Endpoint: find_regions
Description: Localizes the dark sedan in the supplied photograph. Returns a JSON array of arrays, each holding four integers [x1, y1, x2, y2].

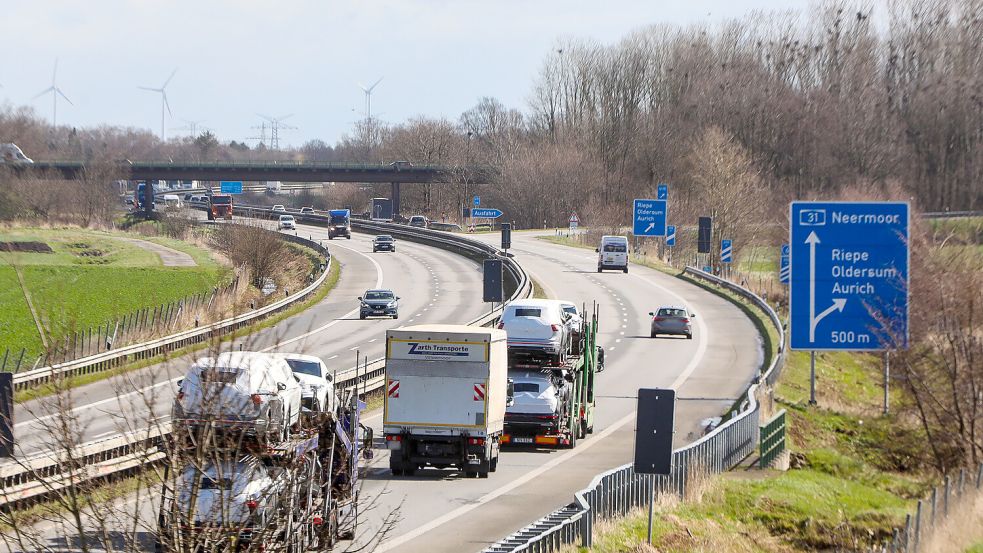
[[359, 289, 399, 319], [373, 235, 396, 252]]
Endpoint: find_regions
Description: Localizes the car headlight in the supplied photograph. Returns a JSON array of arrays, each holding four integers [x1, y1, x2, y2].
[[388, 301, 396, 308]]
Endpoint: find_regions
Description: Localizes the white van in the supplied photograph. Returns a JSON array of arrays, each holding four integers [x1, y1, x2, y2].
[[597, 235, 629, 273]]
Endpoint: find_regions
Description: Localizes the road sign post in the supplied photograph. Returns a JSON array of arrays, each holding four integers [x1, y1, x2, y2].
[[569, 211, 580, 232], [666, 225, 676, 265], [790, 201, 910, 406], [634, 388, 675, 544], [632, 199, 667, 237], [0, 372, 12, 458], [501, 223, 512, 252], [483, 259, 504, 304], [779, 243, 790, 284]]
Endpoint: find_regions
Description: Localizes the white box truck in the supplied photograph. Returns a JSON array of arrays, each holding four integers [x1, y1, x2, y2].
[[383, 325, 508, 478]]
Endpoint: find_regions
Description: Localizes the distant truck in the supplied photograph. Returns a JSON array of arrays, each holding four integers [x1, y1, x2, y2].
[[0, 143, 34, 164], [265, 181, 283, 195], [209, 194, 233, 220], [134, 181, 155, 212], [371, 197, 394, 222], [328, 209, 352, 239], [384, 325, 508, 478]]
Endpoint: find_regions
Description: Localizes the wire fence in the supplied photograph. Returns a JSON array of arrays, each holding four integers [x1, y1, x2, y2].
[[875, 463, 983, 552], [0, 276, 244, 374]]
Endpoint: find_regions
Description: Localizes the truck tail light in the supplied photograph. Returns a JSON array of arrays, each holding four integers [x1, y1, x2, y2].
[[251, 394, 262, 406], [468, 437, 485, 446], [246, 500, 258, 513], [312, 516, 324, 526], [551, 324, 560, 332], [385, 435, 402, 442], [497, 322, 505, 329], [538, 414, 558, 420], [176, 391, 184, 401]]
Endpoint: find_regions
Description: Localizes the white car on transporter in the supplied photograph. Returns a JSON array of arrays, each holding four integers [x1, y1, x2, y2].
[[498, 299, 572, 364], [279, 353, 337, 414]]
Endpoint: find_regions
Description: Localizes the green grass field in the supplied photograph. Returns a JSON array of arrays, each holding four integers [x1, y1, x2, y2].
[[0, 228, 229, 360]]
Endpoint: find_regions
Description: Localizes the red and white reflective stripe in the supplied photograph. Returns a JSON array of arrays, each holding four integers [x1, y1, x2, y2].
[[388, 379, 399, 398], [473, 383, 485, 401]]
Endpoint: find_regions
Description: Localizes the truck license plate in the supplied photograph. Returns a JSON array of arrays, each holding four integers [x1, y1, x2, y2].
[[513, 437, 533, 444]]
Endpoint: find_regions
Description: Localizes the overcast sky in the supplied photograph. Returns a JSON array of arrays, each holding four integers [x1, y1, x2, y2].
[[1, 0, 809, 147]]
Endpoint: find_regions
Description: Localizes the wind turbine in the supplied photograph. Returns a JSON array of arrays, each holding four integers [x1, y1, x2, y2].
[[357, 77, 383, 124], [34, 59, 73, 127], [139, 69, 177, 140]]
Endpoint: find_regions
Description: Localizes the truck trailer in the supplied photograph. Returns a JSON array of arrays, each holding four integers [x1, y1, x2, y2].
[[383, 325, 507, 478], [156, 387, 369, 552], [503, 304, 599, 448]]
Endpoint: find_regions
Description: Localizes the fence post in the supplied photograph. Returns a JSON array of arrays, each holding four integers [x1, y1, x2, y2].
[[930, 486, 937, 526], [944, 475, 950, 517], [903, 513, 911, 552], [14, 349, 25, 373], [914, 500, 922, 552], [0, 349, 7, 372], [977, 463, 983, 489], [958, 468, 965, 496]]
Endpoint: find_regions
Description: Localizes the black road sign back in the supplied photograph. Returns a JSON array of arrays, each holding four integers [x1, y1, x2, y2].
[[0, 373, 12, 457], [698, 217, 712, 254], [634, 388, 675, 475], [483, 259, 504, 303], [501, 223, 512, 250]]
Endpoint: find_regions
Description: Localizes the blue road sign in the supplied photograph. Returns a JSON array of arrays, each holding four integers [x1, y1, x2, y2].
[[790, 201, 909, 351], [471, 208, 503, 219], [632, 199, 667, 237], [657, 183, 668, 200], [474, 196, 481, 207], [721, 240, 733, 263], [220, 181, 243, 194], [779, 243, 790, 284], [666, 225, 676, 247]]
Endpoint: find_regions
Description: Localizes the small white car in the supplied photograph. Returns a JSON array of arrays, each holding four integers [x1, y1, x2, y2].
[[278, 215, 296, 230], [173, 352, 303, 443], [170, 457, 287, 541], [499, 299, 571, 364], [0, 143, 33, 164], [271, 204, 286, 213], [300, 206, 315, 214], [280, 353, 337, 414], [553, 301, 584, 354]]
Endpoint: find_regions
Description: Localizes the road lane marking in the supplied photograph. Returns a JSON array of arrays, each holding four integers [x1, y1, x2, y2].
[[328, 355, 339, 360], [376, 411, 638, 552]]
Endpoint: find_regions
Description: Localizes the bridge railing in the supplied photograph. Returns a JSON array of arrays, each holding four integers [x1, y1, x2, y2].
[[482, 266, 785, 553], [0, 210, 531, 509]]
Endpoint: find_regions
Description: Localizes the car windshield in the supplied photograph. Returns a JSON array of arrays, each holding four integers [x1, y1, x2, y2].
[[281, 216, 294, 221], [514, 308, 542, 317], [365, 291, 393, 300], [603, 243, 627, 252], [285, 359, 321, 377], [657, 308, 688, 318], [200, 476, 233, 490], [376, 236, 393, 242], [513, 382, 541, 393], [330, 215, 348, 224]]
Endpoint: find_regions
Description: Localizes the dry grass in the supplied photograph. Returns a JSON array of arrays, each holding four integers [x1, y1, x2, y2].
[[919, 487, 983, 553]]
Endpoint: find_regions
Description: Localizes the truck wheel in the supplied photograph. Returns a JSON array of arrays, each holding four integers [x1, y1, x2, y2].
[[360, 313, 366, 320], [391, 467, 404, 476], [465, 470, 478, 478], [567, 429, 578, 449], [651, 332, 657, 338], [623, 267, 629, 274], [579, 420, 588, 439], [346, 234, 352, 239], [479, 470, 489, 479], [404, 466, 416, 476], [490, 455, 499, 472], [597, 267, 602, 273]]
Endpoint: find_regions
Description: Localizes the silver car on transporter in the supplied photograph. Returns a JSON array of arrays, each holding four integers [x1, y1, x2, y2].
[[649, 305, 695, 339]]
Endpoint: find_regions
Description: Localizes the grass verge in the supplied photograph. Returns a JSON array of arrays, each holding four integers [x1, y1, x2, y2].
[[14, 259, 341, 404]]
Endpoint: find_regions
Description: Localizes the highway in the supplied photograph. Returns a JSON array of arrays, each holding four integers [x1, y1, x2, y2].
[[2, 228, 762, 553], [353, 230, 762, 552], [9, 224, 487, 458]]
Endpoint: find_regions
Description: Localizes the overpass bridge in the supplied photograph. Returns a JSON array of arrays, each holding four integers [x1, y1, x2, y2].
[[15, 160, 493, 217]]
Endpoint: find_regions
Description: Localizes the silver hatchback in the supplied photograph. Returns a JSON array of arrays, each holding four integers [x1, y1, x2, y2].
[[649, 306, 694, 339]]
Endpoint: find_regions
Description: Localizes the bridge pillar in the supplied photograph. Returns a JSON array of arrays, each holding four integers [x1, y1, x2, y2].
[[391, 182, 401, 220]]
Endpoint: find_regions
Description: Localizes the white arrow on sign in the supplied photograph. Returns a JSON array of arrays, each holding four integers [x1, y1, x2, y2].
[[644, 222, 655, 233], [805, 231, 847, 342]]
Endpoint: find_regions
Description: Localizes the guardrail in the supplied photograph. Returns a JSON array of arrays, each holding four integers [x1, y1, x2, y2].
[[0, 210, 532, 509], [9, 230, 332, 393], [483, 266, 785, 553]]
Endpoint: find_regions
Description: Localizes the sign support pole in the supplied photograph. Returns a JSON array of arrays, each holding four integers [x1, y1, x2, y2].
[[647, 475, 655, 544], [809, 351, 817, 406], [883, 351, 890, 415]]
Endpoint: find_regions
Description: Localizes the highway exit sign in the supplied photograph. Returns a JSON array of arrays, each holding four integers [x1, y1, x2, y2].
[[789, 201, 909, 351]]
